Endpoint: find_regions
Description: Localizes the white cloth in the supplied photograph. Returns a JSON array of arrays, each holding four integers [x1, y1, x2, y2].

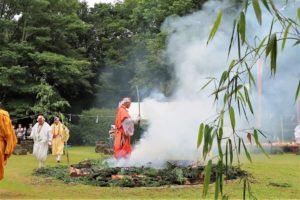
[[295, 125, 300, 144], [122, 118, 134, 136], [30, 122, 52, 162]]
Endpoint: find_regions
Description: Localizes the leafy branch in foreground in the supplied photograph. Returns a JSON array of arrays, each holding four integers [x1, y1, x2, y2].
[[200, 0, 299, 199]]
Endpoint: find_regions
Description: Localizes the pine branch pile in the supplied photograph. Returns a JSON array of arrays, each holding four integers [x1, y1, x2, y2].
[[33, 159, 248, 187]]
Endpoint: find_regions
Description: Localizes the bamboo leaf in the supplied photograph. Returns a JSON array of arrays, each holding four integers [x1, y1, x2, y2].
[[224, 93, 228, 105], [229, 106, 236, 130], [255, 36, 267, 56], [207, 11, 223, 45], [201, 78, 214, 90], [293, 40, 300, 46], [215, 169, 220, 200], [237, 24, 241, 60], [228, 139, 233, 164], [266, 33, 276, 57], [229, 84, 243, 99], [261, 0, 271, 13], [219, 71, 228, 87], [239, 12, 246, 44], [203, 125, 211, 160], [247, 132, 252, 144], [270, 34, 277, 76], [220, 164, 224, 195], [228, 20, 236, 58], [295, 79, 300, 102], [281, 22, 292, 50], [257, 129, 267, 138], [269, 0, 282, 21], [220, 110, 225, 127], [228, 60, 237, 72], [266, 19, 275, 56], [218, 128, 223, 139], [242, 139, 252, 163], [298, 7, 300, 21], [217, 136, 223, 160], [241, 102, 249, 122], [209, 128, 216, 152], [245, 63, 256, 87], [252, 0, 262, 25], [203, 160, 212, 197], [243, 179, 247, 200], [237, 98, 241, 115], [216, 160, 223, 198], [253, 129, 261, 146], [197, 123, 204, 148], [212, 86, 227, 96], [238, 91, 246, 104], [244, 86, 254, 114], [244, 0, 249, 13], [238, 137, 241, 154], [225, 142, 228, 169], [254, 129, 269, 157]]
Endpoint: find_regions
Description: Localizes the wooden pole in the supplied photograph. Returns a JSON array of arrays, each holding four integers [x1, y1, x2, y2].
[[280, 116, 284, 143]]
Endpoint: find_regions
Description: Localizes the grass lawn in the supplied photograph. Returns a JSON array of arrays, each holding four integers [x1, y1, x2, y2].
[[0, 146, 299, 199]]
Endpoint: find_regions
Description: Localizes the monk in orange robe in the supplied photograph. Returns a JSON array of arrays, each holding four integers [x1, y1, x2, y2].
[[0, 108, 17, 181], [114, 97, 134, 159]]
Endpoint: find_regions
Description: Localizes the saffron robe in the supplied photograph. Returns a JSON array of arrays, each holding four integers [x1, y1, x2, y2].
[[51, 122, 69, 155], [30, 122, 51, 162], [0, 109, 17, 180], [114, 105, 132, 158]]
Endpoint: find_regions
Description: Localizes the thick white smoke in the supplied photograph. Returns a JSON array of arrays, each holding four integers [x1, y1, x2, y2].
[[111, 0, 300, 167]]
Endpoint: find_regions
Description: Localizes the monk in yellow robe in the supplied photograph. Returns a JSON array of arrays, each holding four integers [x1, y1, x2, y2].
[[51, 117, 69, 163], [0, 108, 17, 181], [114, 97, 134, 159]]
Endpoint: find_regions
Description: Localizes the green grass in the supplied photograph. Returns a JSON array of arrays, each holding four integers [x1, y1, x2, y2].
[[0, 146, 299, 199]]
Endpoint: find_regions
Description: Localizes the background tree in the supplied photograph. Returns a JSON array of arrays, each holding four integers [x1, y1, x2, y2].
[[0, 0, 94, 119]]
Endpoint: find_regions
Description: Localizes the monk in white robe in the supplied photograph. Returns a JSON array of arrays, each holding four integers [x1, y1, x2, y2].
[[30, 115, 52, 168], [51, 117, 69, 163]]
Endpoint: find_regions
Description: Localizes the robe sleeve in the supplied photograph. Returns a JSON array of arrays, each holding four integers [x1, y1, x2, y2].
[[0, 112, 17, 156], [63, 125, 70, 142], [122, 118, 134, 136]]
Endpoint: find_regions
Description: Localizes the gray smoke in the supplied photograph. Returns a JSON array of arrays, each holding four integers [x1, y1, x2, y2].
[[111, 0, 300, 167]]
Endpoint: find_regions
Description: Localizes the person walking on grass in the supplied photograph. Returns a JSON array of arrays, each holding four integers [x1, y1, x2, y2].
[[30, 115, 51, 168], [0, 107, 17, 181], [51, 117, 69, 163]]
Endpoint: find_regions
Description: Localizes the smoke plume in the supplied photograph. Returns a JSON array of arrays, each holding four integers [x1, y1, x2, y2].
[[111, 0, 300, 167]]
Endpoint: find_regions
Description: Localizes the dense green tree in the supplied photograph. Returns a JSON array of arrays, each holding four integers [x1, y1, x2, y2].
[[0, 0, 94, 118], [0, 0, 208, 119]]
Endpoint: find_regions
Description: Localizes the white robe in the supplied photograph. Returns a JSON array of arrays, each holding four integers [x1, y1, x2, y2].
[[30, 122, 52, 162]]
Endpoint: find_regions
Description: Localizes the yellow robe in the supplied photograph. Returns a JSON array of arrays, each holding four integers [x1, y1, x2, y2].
[[0, 109, 17, 180], [51, 123, 69, 155]]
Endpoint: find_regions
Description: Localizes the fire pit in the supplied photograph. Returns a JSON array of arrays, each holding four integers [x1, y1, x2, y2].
[[33, 159, 248, 187]]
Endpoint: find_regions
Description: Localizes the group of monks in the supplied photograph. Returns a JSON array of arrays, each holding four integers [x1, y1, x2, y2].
[[30, 115, 70, 168], [0, 97, 134, 181]]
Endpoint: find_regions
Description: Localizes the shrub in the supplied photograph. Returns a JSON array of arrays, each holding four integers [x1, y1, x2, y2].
[[69, 108, 115, 146]]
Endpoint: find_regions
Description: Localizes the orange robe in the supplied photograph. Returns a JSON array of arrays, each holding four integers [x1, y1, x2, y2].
[[0, 109, 17, 181], [114, 105, 132, 158]]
